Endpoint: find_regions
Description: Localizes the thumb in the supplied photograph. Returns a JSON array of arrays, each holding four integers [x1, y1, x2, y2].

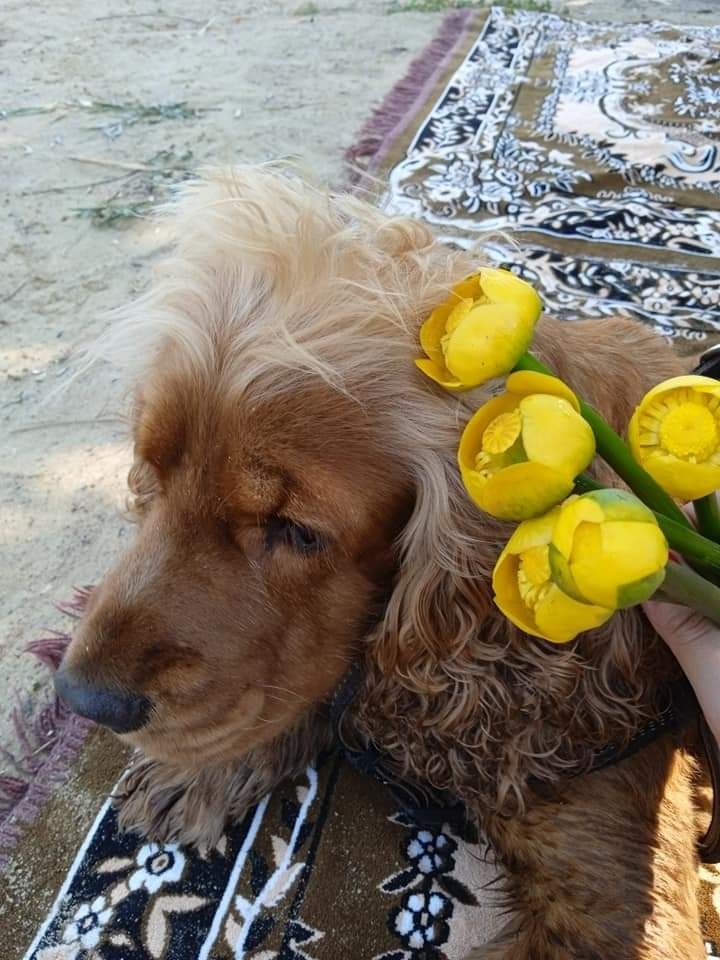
[[643, 598, 717, 647]]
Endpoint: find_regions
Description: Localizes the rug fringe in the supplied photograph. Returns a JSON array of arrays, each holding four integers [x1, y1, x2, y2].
[[344, 8, 475, 185], [0, 589, 93, 871], [27, 630, 75, 671], [55, 584, 94, 620]]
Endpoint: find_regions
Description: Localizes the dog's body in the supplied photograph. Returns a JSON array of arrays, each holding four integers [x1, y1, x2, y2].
[[59, 168, 706, 958]]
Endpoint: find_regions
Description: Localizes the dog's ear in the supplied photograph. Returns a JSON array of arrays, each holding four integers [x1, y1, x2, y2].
[[127, 455, 158, 518], [126, 390, 160, 517], [370, 436, 502, 678]]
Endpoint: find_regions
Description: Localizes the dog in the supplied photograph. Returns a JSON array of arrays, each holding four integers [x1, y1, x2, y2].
[[56, 166, 706, 958]]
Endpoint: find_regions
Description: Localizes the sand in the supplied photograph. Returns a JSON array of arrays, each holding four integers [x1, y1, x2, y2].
[[1, 0, 714, 758]]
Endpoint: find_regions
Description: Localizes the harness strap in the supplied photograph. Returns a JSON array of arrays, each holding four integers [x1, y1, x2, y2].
[[586, 679, 695, 775], [327, 668, 698, 838], [328, 663, 467, 831]]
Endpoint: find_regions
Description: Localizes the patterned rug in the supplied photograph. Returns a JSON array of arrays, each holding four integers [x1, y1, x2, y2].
[[360, 7, 720, 358], [4, 7, 720, 959]]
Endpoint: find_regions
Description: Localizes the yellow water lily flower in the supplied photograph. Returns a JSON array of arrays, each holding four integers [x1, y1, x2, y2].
[[415, 268, 542, 390], [458, 370, 596, 521], [493, 489, 668, 644], [628, 375, 720, 501]]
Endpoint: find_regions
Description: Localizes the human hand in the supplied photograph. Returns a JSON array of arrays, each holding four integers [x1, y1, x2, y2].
[[644, 503, 719, 649], [643, 597, 720, 649], [643, 505, 720, 744]]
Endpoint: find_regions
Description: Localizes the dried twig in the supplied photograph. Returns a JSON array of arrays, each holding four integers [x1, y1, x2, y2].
[[266, 102, 320, 112], [1, 279, 30, 304], [94, 12, 205, 24], [11, 417, 126, 435], [23, 174, 133, 196], [68, 155, 155, 173]]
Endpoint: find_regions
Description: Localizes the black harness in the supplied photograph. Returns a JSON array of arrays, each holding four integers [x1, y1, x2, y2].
[[329, 662, 467, 832], [328, 344, 720, 862], [329, 664, 700, 835]]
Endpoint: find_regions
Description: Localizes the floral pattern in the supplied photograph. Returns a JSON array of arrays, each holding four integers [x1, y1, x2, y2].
[[376, 815, 479, 960], [383, 7, 720, 354], [390, 890, 453, 953], [61, 897, 113, 952], [26, 768, 324, 960], [406, 829, 456, 877], [24, 759, 498, 960], [128, 843, 185, 894]]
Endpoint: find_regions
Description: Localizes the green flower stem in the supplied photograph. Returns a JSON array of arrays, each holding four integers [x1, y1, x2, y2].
[[574, 474, 720, 578], [657, 561, 720, 628], [694, 493, 720, 544], [513, 352, 691, 529]]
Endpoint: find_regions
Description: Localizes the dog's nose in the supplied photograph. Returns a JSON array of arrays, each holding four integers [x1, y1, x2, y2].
[[54, 667, 151, 733]]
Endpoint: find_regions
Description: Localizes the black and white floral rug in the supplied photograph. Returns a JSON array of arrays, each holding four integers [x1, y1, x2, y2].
[[377, 6, 720, 355], [19, 751, 504, 960]]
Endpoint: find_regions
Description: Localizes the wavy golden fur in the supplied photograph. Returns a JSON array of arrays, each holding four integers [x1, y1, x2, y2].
[[63, 167, 707, 958]]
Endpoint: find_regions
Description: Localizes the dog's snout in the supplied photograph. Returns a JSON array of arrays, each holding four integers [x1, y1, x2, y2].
[[54, 666, 151, 734]]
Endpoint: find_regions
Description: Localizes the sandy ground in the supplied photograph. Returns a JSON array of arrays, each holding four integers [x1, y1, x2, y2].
[[1, 0, 716, 759]]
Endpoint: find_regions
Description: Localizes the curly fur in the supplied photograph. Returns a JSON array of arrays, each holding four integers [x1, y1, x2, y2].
[[64, 166, 706, 958]]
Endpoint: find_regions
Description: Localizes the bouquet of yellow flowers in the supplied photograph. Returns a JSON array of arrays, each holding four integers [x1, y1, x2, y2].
[[416, 268, 720, 644]]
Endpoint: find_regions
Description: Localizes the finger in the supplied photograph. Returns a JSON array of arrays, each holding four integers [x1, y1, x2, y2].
[[681, 502, 696, 525], [643, 599, 716, 645]]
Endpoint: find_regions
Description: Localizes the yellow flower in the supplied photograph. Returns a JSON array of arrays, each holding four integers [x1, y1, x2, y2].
[[628, 375, 720, 501], [493, 490, 668, 644], [415, 268, 542, 390], [458, 370, 596, 521]]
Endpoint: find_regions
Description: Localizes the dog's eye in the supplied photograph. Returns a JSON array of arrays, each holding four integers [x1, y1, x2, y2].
[[265, 517, 325, 554]]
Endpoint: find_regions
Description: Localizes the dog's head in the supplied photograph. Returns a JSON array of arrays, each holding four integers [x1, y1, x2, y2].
[[56, 168, 486, 767]]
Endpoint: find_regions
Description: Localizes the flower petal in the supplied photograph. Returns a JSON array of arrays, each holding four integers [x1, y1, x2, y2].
[[616, 568, 666, 609], [551, 495, 604, 560], [492, 553, 546, 638], [519, 394, 595, 476], [506, 370, 580, 410], [457, 394, 520, 472], [451, 273, 483, 301], [472, 462, 573, 521], [548, 543, 586, 603], [642, 450, 720, 501], [419, 302, 454, 367], [444, 302, 536, 388], [634, 374, 720, 409], [477, 268, 543, 324], [502, 508, 559, 556], [581, 488, 656, 524], [533, 584, 613, 644], [415, 358, 464, 392], [569, 520, 668, 608]]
